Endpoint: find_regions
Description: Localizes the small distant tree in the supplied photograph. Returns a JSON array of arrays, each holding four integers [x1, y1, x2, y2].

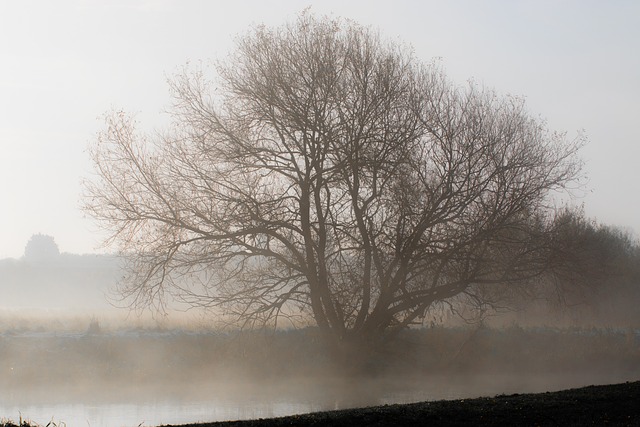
[[23, 233, 60, 263], [84, 14, 583, 349]]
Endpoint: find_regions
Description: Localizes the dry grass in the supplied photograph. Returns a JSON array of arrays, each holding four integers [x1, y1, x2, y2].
[[1, 415, 65, 427]]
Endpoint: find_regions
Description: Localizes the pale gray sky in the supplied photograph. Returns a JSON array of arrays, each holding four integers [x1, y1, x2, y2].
[[1, 0, 639, 258]]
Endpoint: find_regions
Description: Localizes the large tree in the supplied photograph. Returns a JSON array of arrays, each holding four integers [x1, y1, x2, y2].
[[85, 14, 582, 346]]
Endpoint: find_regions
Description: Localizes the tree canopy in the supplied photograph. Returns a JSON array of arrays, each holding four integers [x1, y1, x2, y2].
[[85, 14, 583, 345], [23, 233, 60, 262]]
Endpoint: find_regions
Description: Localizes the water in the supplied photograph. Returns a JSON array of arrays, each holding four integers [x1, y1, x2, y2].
[[1, 373, 625, 427], [1, 399, 324, 427], [2, 327, 637, 426], [2, 392, 365, 426]]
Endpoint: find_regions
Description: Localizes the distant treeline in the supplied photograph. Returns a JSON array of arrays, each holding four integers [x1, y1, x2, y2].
[[0, 253, 122, 310], [503, 212, 640, 328]]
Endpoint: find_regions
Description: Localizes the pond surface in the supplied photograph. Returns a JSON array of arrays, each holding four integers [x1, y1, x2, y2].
[[1, 398, 323, 427], [1, 373, 628, 427]]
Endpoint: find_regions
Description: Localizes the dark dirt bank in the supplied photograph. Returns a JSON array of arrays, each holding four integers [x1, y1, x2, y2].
[[161, 381, 640, 427]]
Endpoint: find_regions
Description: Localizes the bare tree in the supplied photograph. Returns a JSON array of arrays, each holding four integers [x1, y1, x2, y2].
[[531, 209, 640, 326], [84, 14, 583, 347]]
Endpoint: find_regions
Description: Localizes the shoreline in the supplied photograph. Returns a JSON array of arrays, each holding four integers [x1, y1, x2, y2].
[[162, 380, 640, 427]]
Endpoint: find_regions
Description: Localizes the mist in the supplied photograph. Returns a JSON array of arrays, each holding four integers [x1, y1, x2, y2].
[[1, 235, 639, 426], [2, 2, 640, 425]]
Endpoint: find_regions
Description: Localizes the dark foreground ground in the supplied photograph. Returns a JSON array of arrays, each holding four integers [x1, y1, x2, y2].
[[161, 381, 640, 427]]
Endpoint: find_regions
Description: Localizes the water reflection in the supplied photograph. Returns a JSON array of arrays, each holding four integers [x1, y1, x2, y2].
[[1, 400, 323, 427], [1, 373, 630, 427]]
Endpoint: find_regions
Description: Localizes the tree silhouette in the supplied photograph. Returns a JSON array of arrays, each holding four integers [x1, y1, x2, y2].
[[85, 13, 583, 347], [23, 233, 60, 263]]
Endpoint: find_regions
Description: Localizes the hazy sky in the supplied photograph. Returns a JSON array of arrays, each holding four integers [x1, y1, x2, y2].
[[1, 0, 638, 259]]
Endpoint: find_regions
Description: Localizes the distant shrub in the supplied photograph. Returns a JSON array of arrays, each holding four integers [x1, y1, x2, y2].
[[23, 234, 60, 263]]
